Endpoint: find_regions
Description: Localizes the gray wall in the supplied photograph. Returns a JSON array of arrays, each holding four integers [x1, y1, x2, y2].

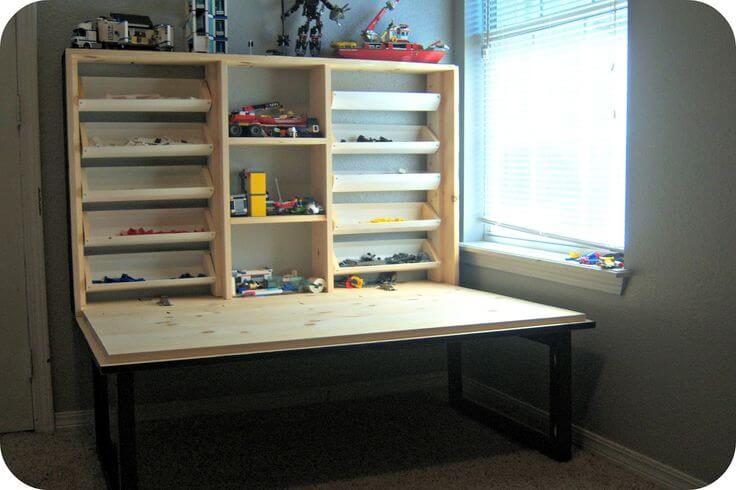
[[461, 0, 736, 483], [35, 0, 455, 413]]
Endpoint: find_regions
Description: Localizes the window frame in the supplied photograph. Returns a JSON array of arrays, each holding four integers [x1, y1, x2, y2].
[[460, 0, 631, 294]]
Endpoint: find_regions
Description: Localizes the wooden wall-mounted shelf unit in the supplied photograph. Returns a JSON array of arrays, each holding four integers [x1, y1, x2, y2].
[[66, 49, 458, 316]]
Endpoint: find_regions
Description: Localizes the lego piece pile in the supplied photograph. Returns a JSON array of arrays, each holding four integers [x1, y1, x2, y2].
[[566, 251, 624, 269], [338, 252, 430, 268], [118, 227, 206, 236]]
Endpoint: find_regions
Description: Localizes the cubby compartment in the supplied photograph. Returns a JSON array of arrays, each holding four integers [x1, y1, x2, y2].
[[78, 77, 212, 112], [334, 238, 440, 275], [333, 172, 441, 193], [86, 250, 215, 293], [82, 165, 214, 203], [333, 203, 440, 235], [331, 91, 441, 112], [331, 124, 439, 154], [80, 123, 213, 158], [84, 208, 215, 248]]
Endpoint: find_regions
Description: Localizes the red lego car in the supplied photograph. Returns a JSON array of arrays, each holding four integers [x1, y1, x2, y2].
[[228, 102, 321, 138]]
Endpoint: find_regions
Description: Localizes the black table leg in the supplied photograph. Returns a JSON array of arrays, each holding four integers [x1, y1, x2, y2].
[[449, 330, 574, 462], [92, 361, 116, 485], [116, 372, 138, 489], [447, 342, 463, 407], [549, 330, 572, 461]]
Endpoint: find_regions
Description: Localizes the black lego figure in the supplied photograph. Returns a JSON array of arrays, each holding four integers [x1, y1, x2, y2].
[[282, 0, 350, 56]]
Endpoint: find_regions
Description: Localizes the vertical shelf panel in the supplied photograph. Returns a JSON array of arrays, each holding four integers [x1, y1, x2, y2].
[[66, 54, 85, 315], [206, 61, 232, 298], [427, 69, 460, 285], [310, 64, 334, 291]]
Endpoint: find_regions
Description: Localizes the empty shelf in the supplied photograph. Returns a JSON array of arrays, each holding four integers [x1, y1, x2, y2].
[[84, 208, 215, 248], [333, 172, 441, 193], [332, 124, 439, 155], [332, 91, 441, 112], [82, 165, 214, 203], [86, 250, 215, 293], [334, 238, 440, 275], [333, 203, 440, 235], [231, 215, 326, 225], [78, 77, 211, 112], [81, 123, 213, 158]]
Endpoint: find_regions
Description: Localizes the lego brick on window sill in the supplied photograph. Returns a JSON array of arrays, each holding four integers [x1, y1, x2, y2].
[[460, 241, 631, 295]]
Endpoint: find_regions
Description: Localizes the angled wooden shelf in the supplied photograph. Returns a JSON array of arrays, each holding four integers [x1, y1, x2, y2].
[[333, 203, 441, 236], [80, 123, 213, 159], [78, 77, 212, 112], [334, 239, 440, 275], [229, 137, 327, 147], [333, 172, 441, 193], [332, 91, 441, 112], [84, 208, 215, 248], [231, 215, 326, 225], [86, 250, 216, 293], [331, 124, 439, 155], [82, 166, 214, 203]]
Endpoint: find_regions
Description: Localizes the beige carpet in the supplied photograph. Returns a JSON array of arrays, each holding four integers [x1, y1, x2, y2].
[[1, 391, 661, 489]]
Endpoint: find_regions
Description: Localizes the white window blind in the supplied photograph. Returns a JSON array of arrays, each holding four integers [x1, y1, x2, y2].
[[481, 0, 628, 250]]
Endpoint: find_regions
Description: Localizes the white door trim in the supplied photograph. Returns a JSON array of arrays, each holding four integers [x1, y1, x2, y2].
[[15, 3, 54, 432]]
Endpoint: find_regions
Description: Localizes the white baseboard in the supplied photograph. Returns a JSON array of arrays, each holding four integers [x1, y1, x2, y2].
[[54, 373, 707, 489], [463, 377, 708, 489], [54, 372, 446, 430]]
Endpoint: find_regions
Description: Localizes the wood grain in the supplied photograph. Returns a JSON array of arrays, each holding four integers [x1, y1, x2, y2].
[[81, 281, 587, 367]]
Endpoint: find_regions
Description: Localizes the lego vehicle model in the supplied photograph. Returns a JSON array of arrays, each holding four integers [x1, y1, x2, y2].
[[331, 0, 448, 63], [271, 197, 324, 215], [71, 13, 173, 51], [228, 102, 321, 138]]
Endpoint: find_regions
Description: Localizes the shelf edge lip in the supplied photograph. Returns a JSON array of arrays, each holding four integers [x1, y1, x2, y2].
[[228, 138, 327, 146], [231, 215, 327, 225]]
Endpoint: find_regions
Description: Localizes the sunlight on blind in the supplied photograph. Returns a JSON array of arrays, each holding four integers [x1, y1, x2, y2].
[[482, 0, 628, 249]]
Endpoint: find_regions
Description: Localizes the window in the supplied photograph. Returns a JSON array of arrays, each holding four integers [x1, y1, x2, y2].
[[479, 0, 628, 252]]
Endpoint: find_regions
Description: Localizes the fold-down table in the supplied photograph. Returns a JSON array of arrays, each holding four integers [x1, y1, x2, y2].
[[77, 281, 594, 489]]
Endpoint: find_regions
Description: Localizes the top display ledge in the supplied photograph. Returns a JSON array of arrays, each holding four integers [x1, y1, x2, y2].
[[66, 49, 458, 74]]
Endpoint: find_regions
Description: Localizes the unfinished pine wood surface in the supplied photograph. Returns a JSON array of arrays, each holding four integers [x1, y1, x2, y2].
[[67, 49, 456, 74], [78, 76, 212, 112], [81, 281, 587, 367], [427, 69, 459, 285], [206, 61, 231, 298], [66, 54, 85, 314], [312, 65, 334, 291]]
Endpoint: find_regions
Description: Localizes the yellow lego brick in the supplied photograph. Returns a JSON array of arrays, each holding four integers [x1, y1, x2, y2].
[[246, 172, 266, 195], [249, 195, 267, 217]]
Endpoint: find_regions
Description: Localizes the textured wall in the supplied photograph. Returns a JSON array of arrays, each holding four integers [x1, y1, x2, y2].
[[35, 0, 455, 413], [461, 0, 736, 483]]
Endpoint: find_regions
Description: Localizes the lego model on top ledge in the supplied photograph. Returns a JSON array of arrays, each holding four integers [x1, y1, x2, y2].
[[186, 0, 229, 54], [331, 0, 449, 63], [228, 102, 321, 138], [71, 13, 174, 51], [272, 0, 350, 57]]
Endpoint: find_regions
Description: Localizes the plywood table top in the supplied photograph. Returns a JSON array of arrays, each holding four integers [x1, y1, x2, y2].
[[78, 281, 590, 369]]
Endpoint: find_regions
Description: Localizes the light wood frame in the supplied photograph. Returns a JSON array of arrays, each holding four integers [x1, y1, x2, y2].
[[65, 49, 458, 315]]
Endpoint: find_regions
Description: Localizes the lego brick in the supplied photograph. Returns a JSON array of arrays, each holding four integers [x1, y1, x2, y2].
[[248, 195, 267, 217]]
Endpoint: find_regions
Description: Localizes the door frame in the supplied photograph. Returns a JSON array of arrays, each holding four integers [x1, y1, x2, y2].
[[14, 3, 54, 432]]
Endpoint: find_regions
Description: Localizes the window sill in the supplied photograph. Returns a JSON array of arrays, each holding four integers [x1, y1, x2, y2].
[[460, 241, 631, 295]]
